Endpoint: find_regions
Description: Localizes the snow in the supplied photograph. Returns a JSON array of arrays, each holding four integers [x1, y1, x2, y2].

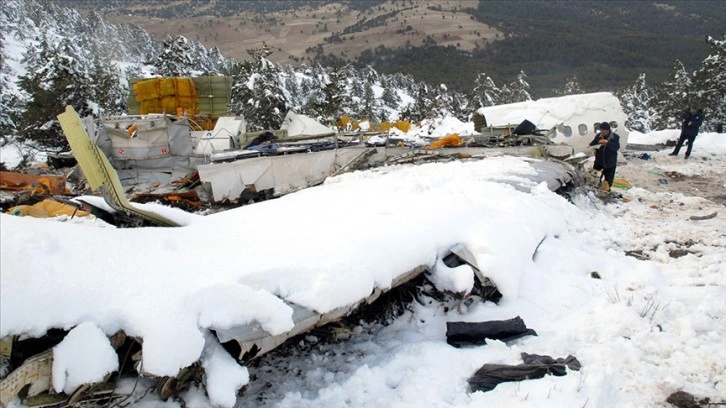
[[0, 22, 33, 95], [629, 128, 726, 155], [476, 92, 626, 130], [51, 322, 119, 394], [201, 332, 250, 408], [2, 124, 726, 407]]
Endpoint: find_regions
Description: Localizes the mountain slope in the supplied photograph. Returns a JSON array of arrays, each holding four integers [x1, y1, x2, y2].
[[61, 0, 726, 95]]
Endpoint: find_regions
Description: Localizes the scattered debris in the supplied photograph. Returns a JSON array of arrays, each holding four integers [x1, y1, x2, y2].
[[446, 243, 503, 303], [468, 353, 581, 393], [612, 178, 633, 190], [0, 350, 54, 407], [665, 390, 716, 408], [689, 212, 717, 221], [7, 199, 89, 218], [0, 103, 604, 406], [446, 316, 537, 348], [57, 106, 181, 227], [46, 152, 77, 169], [668, 249, 693, 259], [0, 171, 68, 196], [625, 250, 649, 260], [625, 144, 663, 152], [425, 133, 463, 148], [197, 146, 366, 203], [214, 264, 429, 362]]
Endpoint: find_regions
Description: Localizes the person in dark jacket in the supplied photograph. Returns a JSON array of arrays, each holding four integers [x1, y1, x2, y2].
[[589, 121, 620, 192], [669, 104, 704, 159]]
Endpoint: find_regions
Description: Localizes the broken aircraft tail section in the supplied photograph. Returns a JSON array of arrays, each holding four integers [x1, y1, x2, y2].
[[57, 106, 180, 227]]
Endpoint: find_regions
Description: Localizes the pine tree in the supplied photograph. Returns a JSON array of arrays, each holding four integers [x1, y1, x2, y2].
[[433, 83, 451, 118], [470, 73, 500, 109], [360, 82, 379, 122], [652, 59, 692, 130], [307, 65, 349, 122], [402, 83, 433, 123], [150, 35, 196, 77], [282, 67, 303, 112], [618, 73, 656, 133], [18, 41, 93, 150], [693, 35, 726, 132], [381, 85, 401, 110], [449, 91, 471, 122], [561, 75, 583, 95], [90, 55, 127, 116], [188, 40, 209, 75], [230, 46, 287, 130], [498, 71, 531, 104], [0, 92, 18, 136], [207, 46, 232, 75], [0, 36, 16, 134]]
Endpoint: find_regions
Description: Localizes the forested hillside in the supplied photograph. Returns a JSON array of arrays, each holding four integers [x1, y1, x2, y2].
[[60, 0, 726, 95]]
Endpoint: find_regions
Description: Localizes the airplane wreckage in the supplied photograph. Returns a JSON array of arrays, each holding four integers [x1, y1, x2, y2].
[[0, 82, 630, 406]]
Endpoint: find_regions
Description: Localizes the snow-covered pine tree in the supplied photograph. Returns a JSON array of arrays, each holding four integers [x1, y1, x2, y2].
[[0, 36, 13, 133], [362, 65, 379, 84], [693, 34, 726, 132], [449, 90, 471, 122], [381, 84, 402, 113], [281, 65, 303, 112], [121, 24, 158, 62], [306, 65, 349, 123], [470, 73, 500, 109], [349, 75, 365, 101], [188, 40, 211, 76], [561, 75, 583, 95], [389, 72, 417, 96], [150, 35, 196, 77], [651, 59, 692, 130], [230, 46, 287, 131], [498, 71, 531, 104], [299, 80, 324, 118], [360, 82, 380, 122], [402, 83, 433, 123], [18, 38, 93, 150], [86, 10, 123, 61], [90, 55, 127, 116], [299, 74, 315, 105], [207, 46, 233, 75], [0, 37, 19, 137], [432, 84, 450, 118], [618, 73, 656, 133]]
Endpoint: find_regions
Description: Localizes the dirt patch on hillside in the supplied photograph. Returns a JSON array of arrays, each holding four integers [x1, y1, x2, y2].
[[615, 150, 726, 205]]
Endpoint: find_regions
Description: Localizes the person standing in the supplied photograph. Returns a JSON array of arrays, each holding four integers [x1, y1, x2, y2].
[[669, 104, 704, 159], [589, 121, 620, 192]]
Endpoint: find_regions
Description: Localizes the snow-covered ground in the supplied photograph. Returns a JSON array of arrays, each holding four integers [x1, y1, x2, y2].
[[1, 129, 725, 408]]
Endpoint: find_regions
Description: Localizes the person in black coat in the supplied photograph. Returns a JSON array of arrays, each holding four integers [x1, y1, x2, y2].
[[669, 104, 704, 159], [589, 121, 620, 191]]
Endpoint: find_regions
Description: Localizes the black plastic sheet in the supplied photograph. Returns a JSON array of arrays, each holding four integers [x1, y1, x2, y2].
[[469, 353, 581, 392], [446, 316, 537, 347]]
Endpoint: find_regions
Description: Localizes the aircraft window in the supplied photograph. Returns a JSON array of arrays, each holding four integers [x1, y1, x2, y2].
[[594, 122, 600, 132], [563, 126, 573, 137], [578, 124, 588, 135], [610, 121, 618, 129]]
